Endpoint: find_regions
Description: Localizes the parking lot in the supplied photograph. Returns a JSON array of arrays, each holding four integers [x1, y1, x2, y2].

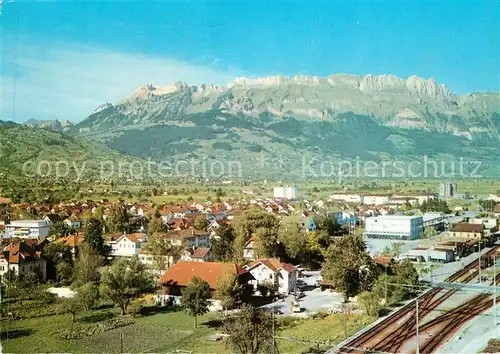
[[261, 271, 350, 316]]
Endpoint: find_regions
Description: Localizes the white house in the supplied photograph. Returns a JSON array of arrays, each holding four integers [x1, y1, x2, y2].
[[245, 258, 297, 295], [165, 229, 210, 248], [107, 233, 147, 258], [5, 220, 51, 239], [243, 235, 258, 261], [64, 216, 81, 229], [0, 241, 47, 280]]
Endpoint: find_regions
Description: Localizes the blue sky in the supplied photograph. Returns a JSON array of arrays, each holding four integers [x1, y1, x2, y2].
[[1, 0, 499, 122]]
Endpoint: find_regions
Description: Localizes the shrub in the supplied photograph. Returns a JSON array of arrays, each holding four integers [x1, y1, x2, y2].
[[52, 318, 134, 340], [127, 299, 144, 317]]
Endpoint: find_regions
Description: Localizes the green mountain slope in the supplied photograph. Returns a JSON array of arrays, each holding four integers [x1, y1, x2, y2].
[[0, 121, 146, 182]]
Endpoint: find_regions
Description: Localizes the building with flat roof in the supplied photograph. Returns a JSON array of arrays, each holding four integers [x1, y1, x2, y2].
[[364, 215, 424, 240], [5, 220, 51, 239]]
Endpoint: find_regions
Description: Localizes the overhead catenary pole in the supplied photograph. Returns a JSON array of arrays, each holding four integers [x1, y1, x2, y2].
[[416, 298, 420, 354], [478, 241, 482, 284], [494, 254, 497, 329]]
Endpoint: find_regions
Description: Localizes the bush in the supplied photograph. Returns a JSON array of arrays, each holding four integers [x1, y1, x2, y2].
[[4, 299, 62, 319], [127, 299, 144, 317], [52, 318, 134, 340], [312, 311, 329, 320]]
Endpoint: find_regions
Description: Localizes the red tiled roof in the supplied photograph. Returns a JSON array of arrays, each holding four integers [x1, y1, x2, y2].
[[63, 234, 84, 247], [165, 229, 209, 240], [1, 241, 41, 264], [451, 223, 484, 233], [159, 261, 248, 289], [190, 247, 210, 259], [0, 197, 12, 205], [247, 258, 296, 273], [373, 256, 394, 266]]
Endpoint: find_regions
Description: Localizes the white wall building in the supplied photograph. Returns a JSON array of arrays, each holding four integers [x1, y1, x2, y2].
[[328, 193, 363, 204], [274, 186, 298, 200], [365, 215, 424, 240], [245, 258, 297, 295], [363, 194, 390, 206], [107, 233, 147, 258], [5, 220, 51, 239]]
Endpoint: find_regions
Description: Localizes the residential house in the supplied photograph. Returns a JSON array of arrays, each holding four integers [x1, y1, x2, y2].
[[185, 247, 213, 262], [245, 258, 297, 295], [61, 234, 84, 259], [243, 235, 258, 261], [158, 261, 253, 309], [0, 241, 47, 280], [303, 217, 317, 232], [450, 223, 485, 240], [165, 229, 210, 248], [106, 233, 147, 258], [43, 213, 64, 226], [64, 215, 81, 229]]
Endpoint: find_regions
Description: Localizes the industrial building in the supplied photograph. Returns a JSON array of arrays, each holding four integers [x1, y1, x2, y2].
[[364, 215, 424, 240], [273, 185, 298, 200], [403, 247, 454, 263]]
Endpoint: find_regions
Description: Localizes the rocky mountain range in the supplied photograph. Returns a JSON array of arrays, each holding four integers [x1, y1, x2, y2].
[[25, 73, 500, 179], [25, 118, 74, 132]]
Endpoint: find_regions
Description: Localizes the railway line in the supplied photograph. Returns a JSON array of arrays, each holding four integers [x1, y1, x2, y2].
[[338, 245, 500, 354]]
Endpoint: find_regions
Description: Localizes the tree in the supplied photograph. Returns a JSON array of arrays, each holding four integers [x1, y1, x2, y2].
[[194, 215, 209, 231], [61, 297, 82, 323], [42, 241, 74, 281], [216, 271, 238, 312], [222, 304, 277, 354], [48, 222, 71, 238], [357, 291, 381, 316], [73, 243, 101, 286], [278, 220, 307, 260], [107, 205, 130, 233], [420, 199, 451, 213], [84, 217, 109, 257], [56, 261, 73, 285], [211, 224, 236, 262], [100, 257, 152, 315], [256, 280, 275, 299], [422, 226, 437, 239], [232, 209, 280, 260], [315, 213, 344, 237], [142, 234, 183, 271], [373, 260, 419, 305], [322, 235, 375, 301], [147, 216, 167, 236], [76, 282, 100, 311], [182, 276, 211, 328]]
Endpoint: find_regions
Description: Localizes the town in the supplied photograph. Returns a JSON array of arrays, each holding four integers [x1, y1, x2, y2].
[[0, 180, 499, 353]]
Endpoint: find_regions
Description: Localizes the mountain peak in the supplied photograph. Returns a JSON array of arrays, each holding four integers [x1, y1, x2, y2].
[[128, 81, 189, 102]]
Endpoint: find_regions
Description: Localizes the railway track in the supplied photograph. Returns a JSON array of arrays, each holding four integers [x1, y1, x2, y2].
[[339, 246, 500, 354], [340, 288, 440, 353], [419, 294, 498, 353], [371, 288, 457, 353]]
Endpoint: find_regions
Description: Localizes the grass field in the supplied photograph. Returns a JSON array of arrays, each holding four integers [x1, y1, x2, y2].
[[1, 306, 374, 354]]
